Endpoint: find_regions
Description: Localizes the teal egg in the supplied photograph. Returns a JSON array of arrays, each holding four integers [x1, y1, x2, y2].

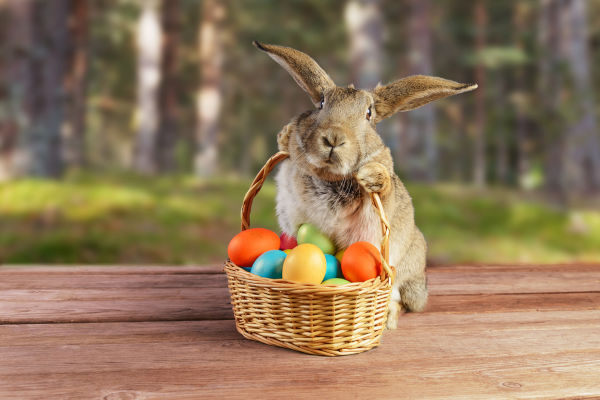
[[250, 250, 287, 279], [323, 254, 341, 281], [241, 267, 252, 272]]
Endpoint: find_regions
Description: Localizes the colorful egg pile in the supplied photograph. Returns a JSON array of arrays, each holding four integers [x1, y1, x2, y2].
[[227, 224, 383, 286]]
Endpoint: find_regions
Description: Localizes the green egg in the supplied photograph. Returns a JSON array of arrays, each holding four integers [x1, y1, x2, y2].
[[297, 223, 336, 255], [322, 278, 350, 286]]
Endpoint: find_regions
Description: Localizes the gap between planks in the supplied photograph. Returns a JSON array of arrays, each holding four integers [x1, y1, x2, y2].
[[0, 265, 225, 275]]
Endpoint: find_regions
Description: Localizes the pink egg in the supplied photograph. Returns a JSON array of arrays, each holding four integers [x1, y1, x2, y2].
[[279, 232, 298, 250]]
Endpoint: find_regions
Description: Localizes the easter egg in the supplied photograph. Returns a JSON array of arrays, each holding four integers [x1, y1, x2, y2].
[[297, 223, 336, 255], [341, 241, 382, 282], [322, 278, 350, 286], [335, 249, 346, 263], [250, 250, 287, 279], [323, 254, 342, 281], [282, 243, 326, 285], [227, 228, 280, 267], [279, 233, 298, 250]]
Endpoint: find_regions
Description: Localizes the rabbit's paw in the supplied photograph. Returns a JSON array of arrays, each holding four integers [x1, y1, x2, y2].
[[385, 300, 404, 330], [355, 162, 390, 194]]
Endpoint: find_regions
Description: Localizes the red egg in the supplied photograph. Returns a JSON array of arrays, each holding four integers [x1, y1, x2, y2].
[[279, 233, 298, 250], [228, 228, 280, 267], [341, 241, 382, 282]]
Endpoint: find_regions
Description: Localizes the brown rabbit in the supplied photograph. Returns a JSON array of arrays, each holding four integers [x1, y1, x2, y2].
[[254, 41, 476, 329]]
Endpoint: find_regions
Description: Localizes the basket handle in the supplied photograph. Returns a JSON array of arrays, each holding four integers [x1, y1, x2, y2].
[[240, 151, 394, 283]]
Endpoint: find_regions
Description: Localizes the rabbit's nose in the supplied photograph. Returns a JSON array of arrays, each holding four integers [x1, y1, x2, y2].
[[322, 131, 345, 149]]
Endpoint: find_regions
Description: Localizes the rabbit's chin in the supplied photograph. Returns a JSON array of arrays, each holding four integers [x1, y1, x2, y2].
[[307, 160, 353, 182]]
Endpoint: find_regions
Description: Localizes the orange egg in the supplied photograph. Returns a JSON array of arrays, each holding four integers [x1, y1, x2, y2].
[[227, 228, 280, 267], [341, 241, 382, 282]]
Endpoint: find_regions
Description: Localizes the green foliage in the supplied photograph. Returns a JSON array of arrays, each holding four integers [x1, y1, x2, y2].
[[411, 184, 600, 263], [0, 173, 278, 264], [1, 175, 598, 264]]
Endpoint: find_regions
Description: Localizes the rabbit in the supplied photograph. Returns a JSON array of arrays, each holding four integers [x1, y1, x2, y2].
[[254, 41, 477, 329]]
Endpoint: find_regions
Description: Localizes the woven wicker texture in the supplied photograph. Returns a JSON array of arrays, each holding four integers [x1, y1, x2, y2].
[[224, 152, 395, 356]]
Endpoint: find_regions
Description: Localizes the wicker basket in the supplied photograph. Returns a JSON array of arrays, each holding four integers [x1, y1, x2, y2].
[[224, 151, 395, 356]]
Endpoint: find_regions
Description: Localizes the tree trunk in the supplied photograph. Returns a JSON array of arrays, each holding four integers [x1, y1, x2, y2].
[[194, 0, 226, 177], [539, 0, 600, 196], [133, 0, 162, 175], [449, 103, 467, 182], [494, 76, 508, 184], [62, 0, 89, 168], [539, 0, 563, 195], [344, 0, 383, 90], [513, 1, 531, 189], [0, 0, 33, 180], [156, 0, 180, 172], [560, 0, 600, 193], [28, 0, 68, 177], [404, 0, 437, 182], [1, 0, 67, 178], [473, 0, 487, 187]]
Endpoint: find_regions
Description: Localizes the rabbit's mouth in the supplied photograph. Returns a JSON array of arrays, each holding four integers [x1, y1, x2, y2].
[[307, 155, 353, 181]]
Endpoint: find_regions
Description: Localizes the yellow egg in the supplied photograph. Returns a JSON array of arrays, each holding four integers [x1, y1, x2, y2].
[[282, 243, 326, 285], [335, 249, 346, 263]]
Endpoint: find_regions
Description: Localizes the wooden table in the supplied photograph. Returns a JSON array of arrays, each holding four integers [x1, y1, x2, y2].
[[1, 263, 599, 399]]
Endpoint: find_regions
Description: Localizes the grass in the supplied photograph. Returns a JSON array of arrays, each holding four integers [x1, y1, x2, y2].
[[0, 172, 599, 265]]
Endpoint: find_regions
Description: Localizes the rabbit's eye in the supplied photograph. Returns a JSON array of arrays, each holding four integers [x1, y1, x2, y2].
[[366, 106, 372, 121], [319, 97, 324, 110]]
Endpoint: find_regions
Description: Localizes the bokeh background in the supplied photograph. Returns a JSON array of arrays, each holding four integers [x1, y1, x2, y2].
[[1, 0, 599, 265]]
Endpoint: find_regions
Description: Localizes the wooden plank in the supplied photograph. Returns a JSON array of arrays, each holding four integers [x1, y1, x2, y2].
[[3, 264, 599, 294], [427, 264, 600, 295], [1, 310, 599, 399], [3, 288, 599, 325], [0, 288, 232, 324], [0, 272, 228, 289], [1, 263, 599, 323], [0, 271, 231, 323], [426, 292, 600, 313]]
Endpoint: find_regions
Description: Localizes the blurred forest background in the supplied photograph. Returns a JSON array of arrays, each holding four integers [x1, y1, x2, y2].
[[1, 0, 599, 265]]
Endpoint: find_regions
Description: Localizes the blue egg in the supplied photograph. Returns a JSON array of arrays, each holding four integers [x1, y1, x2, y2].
[[323, 254, 342, 281], [250, 250, 287, 279]]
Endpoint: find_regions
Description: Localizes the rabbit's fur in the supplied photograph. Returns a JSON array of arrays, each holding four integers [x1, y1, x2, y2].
[[255, 42, 476, 329]]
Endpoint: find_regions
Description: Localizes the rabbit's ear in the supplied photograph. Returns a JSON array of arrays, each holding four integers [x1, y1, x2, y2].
[[372, 75, 477, 122], [254, 41, 335, 106]]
